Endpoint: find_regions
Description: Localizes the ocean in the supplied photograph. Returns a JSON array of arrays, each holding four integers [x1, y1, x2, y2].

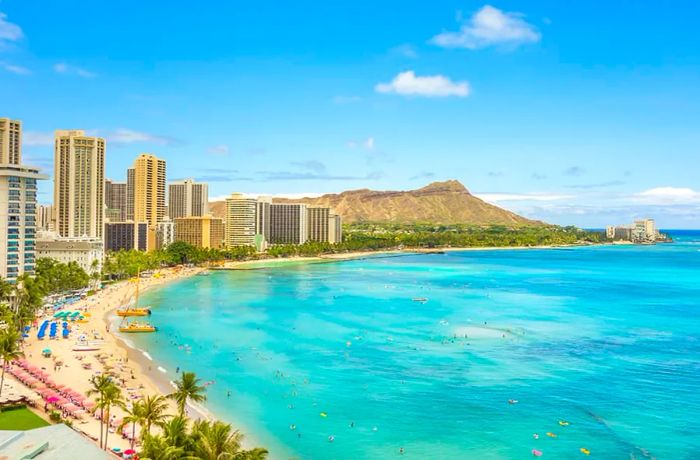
[[126, 231, 700, 459]]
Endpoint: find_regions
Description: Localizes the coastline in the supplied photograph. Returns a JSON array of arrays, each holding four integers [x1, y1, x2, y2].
[[13, 242, 619, 454], [17, 266, 204, 452], [216, 242, 616, 270]]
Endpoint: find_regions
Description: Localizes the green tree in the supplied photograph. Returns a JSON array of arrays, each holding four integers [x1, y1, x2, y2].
[[117, 400, 145, 450], [0, 328, 23, 399], [140, 394, 171, 437], [168, 371, 207, 416], [86, 375, 113, 449], [191, 420, 244, 460], [101, 384, 126, 451]]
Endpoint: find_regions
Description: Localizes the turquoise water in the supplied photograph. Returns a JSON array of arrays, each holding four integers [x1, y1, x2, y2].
[[130, 232, 700, 459]]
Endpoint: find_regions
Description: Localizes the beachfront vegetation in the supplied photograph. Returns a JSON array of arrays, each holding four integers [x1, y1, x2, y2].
[[100, 225, 607, 277], [140, 416, 268, 460], [169, 371, 208, 416], [0, 328, 23, 399], [35, 258, 90, 295]]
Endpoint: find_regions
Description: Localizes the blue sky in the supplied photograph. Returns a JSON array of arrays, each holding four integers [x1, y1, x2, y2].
[[1, 1, 699, 228]]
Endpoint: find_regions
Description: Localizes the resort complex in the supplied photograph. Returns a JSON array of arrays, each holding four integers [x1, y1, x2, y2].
[[2, 3, 698, 458]]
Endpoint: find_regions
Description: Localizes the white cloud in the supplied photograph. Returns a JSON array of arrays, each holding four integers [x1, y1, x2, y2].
[[347, 136, 376, 150], [24, 131, 54, 146], [0, 12, 23, 45], [431, 5, 540, 50], [375, 71, 470, 98], [107, 129, 176, 145], [0, 61, 30, 75], [476, 192, 574, 202], [390, 44, 418, 58], [208, 144, 230, 155], [54, 62, 96, 78], [633, 187, 700, 205]]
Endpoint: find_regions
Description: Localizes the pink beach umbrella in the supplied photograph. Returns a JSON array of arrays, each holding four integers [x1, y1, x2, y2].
[[46, 396, 60, 403], [63, 403, 79, 412]]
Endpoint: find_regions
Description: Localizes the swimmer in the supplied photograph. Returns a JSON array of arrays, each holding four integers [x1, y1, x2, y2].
[[328, 435, 335, 443], [508, 399, 518, 404], [176, 366, 180, 373], [227, 390, 231, 398], [399, 447, 405, 455], [533, 433, 539, 439], [289, 424, 296, 430], [349, 421, 354, 428]]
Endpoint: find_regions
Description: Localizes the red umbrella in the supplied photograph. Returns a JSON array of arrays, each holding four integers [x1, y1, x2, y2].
[[47, 396, 60, 403]]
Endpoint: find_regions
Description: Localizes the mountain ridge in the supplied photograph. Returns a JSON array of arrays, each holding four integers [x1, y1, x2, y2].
[[208, 180, 541, 226]]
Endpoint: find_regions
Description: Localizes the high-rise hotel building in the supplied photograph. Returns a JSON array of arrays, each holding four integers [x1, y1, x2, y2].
[[225, 193, 258, 247], [132, 153, 166, 251], [105, 179, 127, 222], [53, 130, 106, 239], [307, 207, 343, 243], [0, 117, 48, 281], [175, 216, 225, 249], [168, 179, 208, 219], [0, 118, 22, 165], [270, 203, 308, 244]]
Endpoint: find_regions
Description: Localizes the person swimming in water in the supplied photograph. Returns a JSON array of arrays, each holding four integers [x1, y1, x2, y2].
[[399, 447, 405, 455], [328, 435, 335, 443]]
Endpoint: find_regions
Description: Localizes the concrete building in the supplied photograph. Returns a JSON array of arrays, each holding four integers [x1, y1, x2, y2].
[[38, 204, 54, 231], [175, 215, 225, 249], [607, 218, 661, 243], [155, 217, 175, 249], [36, 232, 103, 275], [307, 207, 343, 243], [132, 153, 166, 251], [270, 203, 308, 244], [53, 130, 106, 239], [0, 118, 48, 281], [225, 193, 258, 247], [0, 117, 21, 165], [126, 167, 135, 221], [104, 222, 148, 252], [105, 179, 127, 222], [0, 423, 110, 460], [256, 196, 272, 243], [168, 178, 208, 219], [0, 164, 48, 281]]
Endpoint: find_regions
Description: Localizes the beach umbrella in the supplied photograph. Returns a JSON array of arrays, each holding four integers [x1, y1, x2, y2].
[[64, 403, 79, 412], [46, 396, 60, 403], [42, 348, 51, 354]]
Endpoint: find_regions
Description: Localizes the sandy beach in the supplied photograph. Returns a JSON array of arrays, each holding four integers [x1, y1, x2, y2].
[[11, 266, 202, 452], [7, 242, 607, 453]]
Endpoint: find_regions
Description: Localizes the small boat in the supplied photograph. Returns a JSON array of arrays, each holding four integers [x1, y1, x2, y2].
[[119, 322, 157, 333], [412, 297, 428, 303], [72, 345, 102, 352], [580, 448, 590, 455], [116, 307, 152, 317]]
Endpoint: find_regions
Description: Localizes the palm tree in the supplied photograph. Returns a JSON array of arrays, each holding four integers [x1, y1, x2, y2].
[[139, 433, 186, 460], [101, 384, 125, 451], [117, 400, 145, 450], [160, 415, 191, 452], [0, 328, 23, 399], [237, 447, 269, 460], [86, 375, 113, 449], [168, 371, 207, 416], [140, 394, 170, 437], [191, 420, 243, 460]]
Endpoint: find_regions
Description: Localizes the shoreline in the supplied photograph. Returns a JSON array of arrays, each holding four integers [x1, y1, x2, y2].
[[216, 242, 617, 270], [13, 241, 618, 454]]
